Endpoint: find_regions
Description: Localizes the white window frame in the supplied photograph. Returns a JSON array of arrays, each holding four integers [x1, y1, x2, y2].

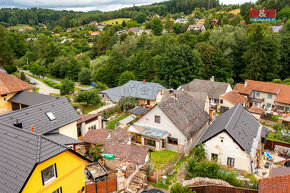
[[42, 164, 57, 185], [52, 187, 62, 193]]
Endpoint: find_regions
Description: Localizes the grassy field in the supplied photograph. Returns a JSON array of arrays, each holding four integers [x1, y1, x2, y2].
[[7, 24, 33, 30], [107, 114, 129, 130], [100, 18, 131, 25], [151, 150, 180, 170]]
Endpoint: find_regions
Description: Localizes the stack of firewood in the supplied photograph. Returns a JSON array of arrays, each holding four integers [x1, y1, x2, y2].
[[125, 171, 147, 193]]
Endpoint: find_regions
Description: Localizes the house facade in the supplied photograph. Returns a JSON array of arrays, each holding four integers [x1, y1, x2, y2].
[[234, 80, 290, 112], [0, 71, 34, 115], [128, 90, 210, 154], [187, 24, 206, 32], [198, 104, 269, 173], [218, 90, 247, 113], [175, 18, 188, 23], [77, 113, 104, 139]]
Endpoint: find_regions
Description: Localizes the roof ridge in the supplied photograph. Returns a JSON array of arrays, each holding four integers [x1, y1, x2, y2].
[[224, 104, 240, 130]]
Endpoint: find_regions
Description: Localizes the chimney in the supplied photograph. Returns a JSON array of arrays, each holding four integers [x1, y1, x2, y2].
[[168, 89, 174, 97], [143, 80, 146, 84], [31, 125, 34, 133], [14, 119, 23, 129], [244, 80, 248, 87], [210, 76, 214, 81]]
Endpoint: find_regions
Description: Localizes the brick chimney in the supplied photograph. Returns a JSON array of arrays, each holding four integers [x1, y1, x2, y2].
[[31, 125, 34, 133]]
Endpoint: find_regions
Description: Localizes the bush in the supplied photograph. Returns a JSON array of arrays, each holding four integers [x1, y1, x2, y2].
[[43, 79, 61, 89], [4, 65, 17, 74], [170, 183, 195, 193], [60, 78, 75, 95], [78, 68, 91, 85], [74, 89, 102, 106]]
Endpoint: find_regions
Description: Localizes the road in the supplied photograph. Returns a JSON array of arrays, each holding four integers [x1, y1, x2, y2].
[[24, 73, 60, 95]]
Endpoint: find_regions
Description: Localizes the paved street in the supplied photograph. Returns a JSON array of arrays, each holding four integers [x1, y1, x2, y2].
[[25, 73, 60, 95]]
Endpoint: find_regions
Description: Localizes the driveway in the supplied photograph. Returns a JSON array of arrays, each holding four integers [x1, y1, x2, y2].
[[89, 104, 116, 114], [25, 73, 60, 95]]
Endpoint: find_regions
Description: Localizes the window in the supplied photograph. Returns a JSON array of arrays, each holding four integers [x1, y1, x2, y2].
[[220, 99, 223, 104], [268, 94, 272, 99], [267, 103, 271, 108], [52, 187, 62, 193], [77, 128, 82, 137], [286, 107, 289, 111], [147, 100, 150, 105], [41, 164, 57, 185], [211, 153, 218, 161], [255, 92, 260, 97], [168, 137, 178, 145], [145, 138, 156, 147], [46, 112, 56, 121], [154, 115, 160, 123], [227, 157, 235, 167]]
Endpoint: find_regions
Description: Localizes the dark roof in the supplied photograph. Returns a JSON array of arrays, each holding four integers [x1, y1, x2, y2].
[[198, 104, 267, 157], [180, 79, 230, 100], [259, 174, 290, 193], [103, 142, 148, 165], [0, 71, 34, 95], [0, 98, 80, 134], [100, 80, 165, 103], [44, 133, 83, 145], [83, 129, 131, 144], [77, 113, 101, 124], [270, 168, 290, 177], [0, 122, 68, 193], [128, 106, 149, 116], [158, 90, 210, 138], [8, 91, 58, 106]]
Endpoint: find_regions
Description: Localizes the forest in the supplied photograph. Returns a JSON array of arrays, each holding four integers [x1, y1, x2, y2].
[[0, 0, 289, 89]]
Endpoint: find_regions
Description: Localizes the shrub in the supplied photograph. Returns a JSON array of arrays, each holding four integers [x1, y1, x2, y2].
[[43, 79, 61, 89], [170, 183, 195, 193], [60, 78, 75, 95], [74, 89, 102, 106]]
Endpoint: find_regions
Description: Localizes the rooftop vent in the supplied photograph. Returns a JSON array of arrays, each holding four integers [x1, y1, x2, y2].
[[14, 119, 23, 129], [46, 112, 56, 121]]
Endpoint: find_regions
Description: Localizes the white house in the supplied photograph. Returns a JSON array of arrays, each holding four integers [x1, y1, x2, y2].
[[218, 90, 247, 113], [198, 104, 269, 173], [175, 18, 188, 23], [128, 90, 210, 154], [77, 113, 105, 139]]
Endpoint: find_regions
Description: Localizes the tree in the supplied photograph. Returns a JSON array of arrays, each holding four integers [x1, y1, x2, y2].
[[0, 25, 14, 68], [78, 68, 91, 85], [89, 143, 103, 162], [74, 89, 102, 106], [133, 13, 147, 23], [151, 17, 163, 36], [118, 97, 138, 111], [20, 71, 26, 81], [60, 78, 75, 95], [241, 24, 281, 81], [170, 183, 195, 193], [118, 71, 136, 86]]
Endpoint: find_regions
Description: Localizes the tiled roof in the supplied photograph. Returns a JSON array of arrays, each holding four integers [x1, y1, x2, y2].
[[270, 168, 290, 177], [103, 142, 148, 165], [77, 113, 101, 124], [128, 106, 149, 116], [234, 80, 290, 105], [180, 79, 230, 100], [100, 80, 165, 103], [221, 91, 248, 105], [83, 129, 131, 144], [8, 91, 57, 106], [198, 104, 269, 157], [282, 113, 290, 121], [259, 174, 290, 193], [0, 122, 67, 193], [0, 71, 34, 95], [158, 90, 210, 138], [248, 106, 265, 115], [0, 98, 80, 134]]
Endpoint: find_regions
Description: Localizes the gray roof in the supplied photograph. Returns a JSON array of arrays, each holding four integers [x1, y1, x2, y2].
[[100, 80, 165, 103], [180, 79, 230, 100], [0, 98, 80, 135], [118, 115, 135, 125], [158, 90, 210, 138], [8, 91, 58, 106], [44, 133, 83, 145], [133, 27, 142, 32], [139, 126, 168, 139], [0, 66, 7, 73], [128, 106, 149, 116], [0, 122, 68, 193], [198, 104, 269, 156]]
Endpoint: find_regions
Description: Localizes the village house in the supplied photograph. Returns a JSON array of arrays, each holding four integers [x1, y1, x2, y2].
[[234, 80, 290, 112], [77, 113, 106, 139], [198, 104, 269, 173], [0, 121, 90, 193], [278, 113, 290, 126], [0, 98, 82, 147], [128, 90, 210, 154], [89, 31, 101, 38], [100, 80, 165, 108], [127, 27, 144, 35], [187, 24, 206, 32], [97, 25, 106, 31], [218, 90, 248, 113], [128, 106, 149, 118], [175, 18, 188, 23], [248, 106, 266, 119], [0, 71, 35, 115], [178, 78, 232, 108], [89, 21, 99, 26]]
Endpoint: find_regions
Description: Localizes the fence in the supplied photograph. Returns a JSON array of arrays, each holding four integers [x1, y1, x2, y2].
[[188, 185, 258, 193], [265, 139, 290, 150], [86, 177, 117, 193]]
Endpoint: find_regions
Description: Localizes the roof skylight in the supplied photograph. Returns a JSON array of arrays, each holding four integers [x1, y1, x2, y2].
[[46, 112, 56, 121]]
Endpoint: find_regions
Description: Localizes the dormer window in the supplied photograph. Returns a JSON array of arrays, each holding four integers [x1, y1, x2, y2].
[[46, 112, 56, 121]]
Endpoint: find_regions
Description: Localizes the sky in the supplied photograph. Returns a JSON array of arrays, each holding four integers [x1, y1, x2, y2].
[[0, 0, 257, 12]]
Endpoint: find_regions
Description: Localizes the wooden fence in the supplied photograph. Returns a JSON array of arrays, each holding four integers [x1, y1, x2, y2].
[[265, 139, 290, 150], [86, 177, 117, 193], [188, 185, 258, 193]]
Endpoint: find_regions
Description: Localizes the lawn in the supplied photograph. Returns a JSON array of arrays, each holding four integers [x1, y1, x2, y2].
[[7, 24, 33, 30], [100, 18, 131, 25], [107, 114, 129, 130], [151, 150, 180, 170]]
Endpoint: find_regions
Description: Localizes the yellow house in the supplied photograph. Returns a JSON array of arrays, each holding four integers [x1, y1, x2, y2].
[[0, 71, 34, 115], [0, 121, 91, 193]]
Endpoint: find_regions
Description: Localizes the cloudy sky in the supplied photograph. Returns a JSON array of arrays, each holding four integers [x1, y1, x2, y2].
[[0, 0, 257, 12]]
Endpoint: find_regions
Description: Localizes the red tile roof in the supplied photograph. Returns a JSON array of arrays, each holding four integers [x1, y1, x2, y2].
[[234, 80, 290, 105], [259, 174, 290, 193], [248, 106, 265, 115], [282, 113, 290, 120], [0, 71, 34, 95], [83, 129, 131, 144], [77, 113, 101, 124], [221, 91, 247, 105]]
